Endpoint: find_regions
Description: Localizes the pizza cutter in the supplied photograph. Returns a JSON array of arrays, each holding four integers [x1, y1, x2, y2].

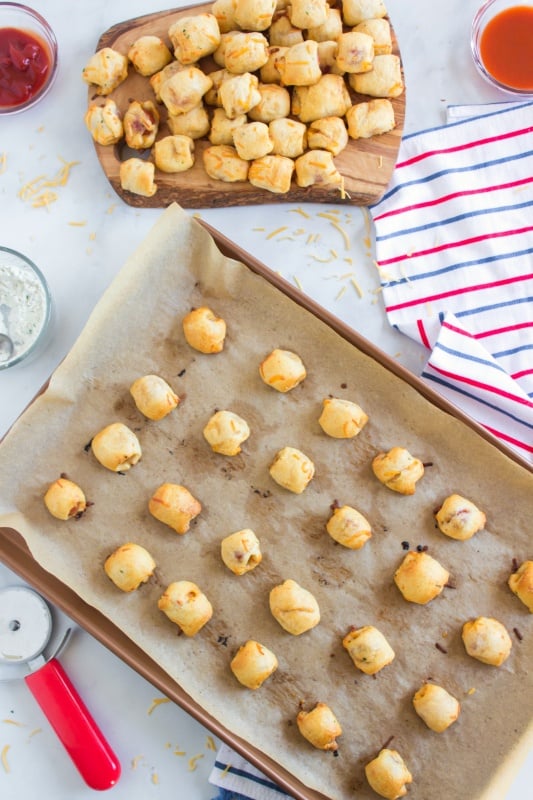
[[0, 585, 121, 790]]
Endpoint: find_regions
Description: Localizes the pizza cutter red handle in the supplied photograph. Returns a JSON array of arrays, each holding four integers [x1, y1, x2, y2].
[[25, 658, 121, 790]]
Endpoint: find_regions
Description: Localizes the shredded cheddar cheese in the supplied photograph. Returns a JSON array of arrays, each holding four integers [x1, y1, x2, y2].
[[2, 719, 24, 727], [1, 745, 10, 774], [220, 763, 232, 778], [205, 735, 217, 751], [147, 697, 170, 715], [0, 152, 6, 174], [188, 753, 204, 771], [151, 771, 160, 784], [131, 755, 145, 769], [174, 747, 186, 756], [289, 206, 310, 218], [330, 220, 350, 250], [351, 277, 363, 298], [68, 220, 87, 227], [335, 285, 347, 300], [467, 687, 477, 696], [293, 275, 303, 290], [18, 157, 79, 208], [266, 225, 288, 239]]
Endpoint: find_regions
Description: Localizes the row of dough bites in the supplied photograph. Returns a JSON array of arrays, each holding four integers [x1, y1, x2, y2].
[[81, 0, 402, 197]]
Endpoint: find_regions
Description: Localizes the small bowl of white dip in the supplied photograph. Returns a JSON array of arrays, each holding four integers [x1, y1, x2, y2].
[[0, 246, 52, 369]]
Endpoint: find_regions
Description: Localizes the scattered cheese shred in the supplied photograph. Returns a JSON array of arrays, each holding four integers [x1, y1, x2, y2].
[[31, 190, 58, 208], [306, 233, 319, 244], [27, 728, 42, 742], [293, 275, 303, 290], [289, 206, 310, 218], [343, 257, 353, 265], [0, 153, 6, 174], [330, 248, 338, 259], [147, 697, 170, 715], [205, 735, 217, 752], [335, 285, 347, 300], [89, 232, 96, 241], [18, 157, 79, 208], [174, 747, 186, 756], [106, 204, 116, 214], [1, 745, 10, 774], [220, 763, 232, 779], [330, 220, 350, 250], [378, 155, 383, 168], [266, 225, 288, 239], [253, 227, 265, 231], [68, 220, 87, 227], [188, 753, 204, 771], [317, 211, 339, 222], [351, 277, 363, 298], [2, 719, 24, 727], [151, 771, 160, 785], [309, 254, 333, 263], [131, 755, 145, 769], [468, 687, 477, 696]]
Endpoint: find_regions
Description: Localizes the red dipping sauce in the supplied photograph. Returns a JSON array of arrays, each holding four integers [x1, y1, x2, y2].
[[0, 26, 51, 109], [479, 5, 533, 90]]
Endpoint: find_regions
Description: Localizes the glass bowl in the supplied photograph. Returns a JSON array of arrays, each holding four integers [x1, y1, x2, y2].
[[0, 3, 58, 114], [0, 247, 53, 369], [471, 0, 533, 95]]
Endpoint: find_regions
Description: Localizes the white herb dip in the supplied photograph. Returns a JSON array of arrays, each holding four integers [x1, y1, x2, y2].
[[0, 250, 51, 368]]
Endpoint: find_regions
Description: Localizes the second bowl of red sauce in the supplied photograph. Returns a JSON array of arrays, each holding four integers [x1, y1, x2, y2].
[[471, 0, 533, 94], [0, 3, 58, 114]]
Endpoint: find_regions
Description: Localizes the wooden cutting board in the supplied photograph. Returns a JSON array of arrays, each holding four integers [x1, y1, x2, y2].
[[87, 2, 406, 208]]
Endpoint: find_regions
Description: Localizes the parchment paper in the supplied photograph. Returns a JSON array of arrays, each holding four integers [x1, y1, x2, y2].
[[0, 204, 532, 800]]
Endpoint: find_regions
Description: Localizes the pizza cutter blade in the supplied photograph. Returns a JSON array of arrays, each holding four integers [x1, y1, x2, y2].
[[0, 585, 121, 790]]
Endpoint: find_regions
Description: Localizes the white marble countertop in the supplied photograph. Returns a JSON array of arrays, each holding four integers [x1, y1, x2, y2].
[[0, 1, 531, 798]]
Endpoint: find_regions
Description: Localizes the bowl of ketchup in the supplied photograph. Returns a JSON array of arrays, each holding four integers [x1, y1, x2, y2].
[[0, 3, 58, 114], [471, 0, 533, 94]]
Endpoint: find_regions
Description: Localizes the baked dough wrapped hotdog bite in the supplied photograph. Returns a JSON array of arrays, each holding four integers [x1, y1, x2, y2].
[[318, 397, 368, 438], [221, 529, 262, 575], [149, 483, 202, 534], [372, 446, 424, 495], [462, 616, 513, 666], [296, 702, 342, 751], [91, 422, 142, 472], [129, 374, 179, 420], [158, 580, 213, 636], [269, 579, 320, 634], [82, 47, 128, 95], [412, 682, 460, 733], [326, 504, 372, 549], [230, 639, 278, 688], [394, 551, 449, 605], [364, 748, 412, 800], [259, 348, 306, 392], [508, 560, 533, 612], [44, 476, 87, 520], [104, 543, 156, 592], [203, 410, 250, 455], [434, 493, 486, 541], [182, 306, 227, 353], [342, 625, 395, 674], [269, 446, 315, 494]]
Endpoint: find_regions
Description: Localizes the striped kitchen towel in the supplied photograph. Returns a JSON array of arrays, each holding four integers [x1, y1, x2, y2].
[[209, 743, 291, 800], [370, 100, 533, 465]]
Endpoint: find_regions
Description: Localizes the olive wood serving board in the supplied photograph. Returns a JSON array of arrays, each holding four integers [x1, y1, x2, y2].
[[87, 2, 405, 208]]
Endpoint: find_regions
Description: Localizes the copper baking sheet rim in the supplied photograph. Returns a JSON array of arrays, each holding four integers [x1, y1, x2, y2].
[[0, 221, 531, 800]]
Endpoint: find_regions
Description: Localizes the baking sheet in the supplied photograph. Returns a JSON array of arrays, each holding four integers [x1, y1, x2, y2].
[[0, 204, 532, 800]]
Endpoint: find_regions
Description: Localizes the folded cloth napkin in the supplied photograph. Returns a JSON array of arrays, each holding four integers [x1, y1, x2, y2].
[[209, 743, 291, 800], [370, 100, 533, 465]]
